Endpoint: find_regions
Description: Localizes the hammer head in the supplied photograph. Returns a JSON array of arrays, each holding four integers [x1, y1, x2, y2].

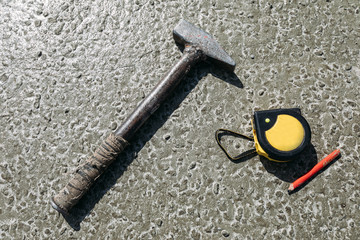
[[173, 19, 236, 72]]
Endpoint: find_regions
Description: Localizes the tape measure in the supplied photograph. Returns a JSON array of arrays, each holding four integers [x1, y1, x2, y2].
[[216, 108, 311, 162]]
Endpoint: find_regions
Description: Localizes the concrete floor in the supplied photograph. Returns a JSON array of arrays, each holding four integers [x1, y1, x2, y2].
[[1, 0, 359, 239]]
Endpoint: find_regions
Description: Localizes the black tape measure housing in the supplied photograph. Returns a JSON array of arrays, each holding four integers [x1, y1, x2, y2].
[[216, 108, 311, 162]]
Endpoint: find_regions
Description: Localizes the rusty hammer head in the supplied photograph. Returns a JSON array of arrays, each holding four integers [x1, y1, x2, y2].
[[173, 19, 236, 72]]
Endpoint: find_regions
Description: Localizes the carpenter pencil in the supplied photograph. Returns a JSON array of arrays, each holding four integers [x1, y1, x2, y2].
[[288, 149, 340, 192]]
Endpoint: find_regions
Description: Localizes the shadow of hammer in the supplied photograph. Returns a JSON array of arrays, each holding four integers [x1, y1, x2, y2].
[[50, 19, 236, 215]]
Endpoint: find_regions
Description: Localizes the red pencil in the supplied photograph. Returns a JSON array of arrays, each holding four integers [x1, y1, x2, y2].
[[288, 149, 340, 191]]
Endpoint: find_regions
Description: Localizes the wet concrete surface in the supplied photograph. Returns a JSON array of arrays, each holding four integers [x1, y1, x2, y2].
[[1, 0, 359, 239]]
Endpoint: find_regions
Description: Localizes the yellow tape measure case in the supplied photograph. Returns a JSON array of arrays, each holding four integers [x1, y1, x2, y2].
[[252, 108, 311, 162]]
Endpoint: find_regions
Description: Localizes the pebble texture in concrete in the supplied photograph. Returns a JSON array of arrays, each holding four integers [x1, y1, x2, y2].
[[0, 0, 359, 239]]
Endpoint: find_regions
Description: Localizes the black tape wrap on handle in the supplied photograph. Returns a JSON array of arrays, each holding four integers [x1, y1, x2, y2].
[[50, 133, 129, 215]]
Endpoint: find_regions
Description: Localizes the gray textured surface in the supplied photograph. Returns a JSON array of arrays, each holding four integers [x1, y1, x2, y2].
[[1, 0, 359, 239]]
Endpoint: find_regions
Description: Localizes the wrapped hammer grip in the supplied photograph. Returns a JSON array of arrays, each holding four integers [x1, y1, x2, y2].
[[50, 133, 128, 214]]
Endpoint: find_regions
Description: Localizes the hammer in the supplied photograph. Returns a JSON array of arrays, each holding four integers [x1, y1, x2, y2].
[[50, 19, 236, 215]]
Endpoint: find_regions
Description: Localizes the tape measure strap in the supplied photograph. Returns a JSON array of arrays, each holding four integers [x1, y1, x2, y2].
[[215, 129, 257, 161]]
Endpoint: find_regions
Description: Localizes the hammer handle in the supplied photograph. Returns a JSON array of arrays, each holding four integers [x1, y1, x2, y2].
[[50, 133, 128, 214], [51, 46, 204, 214], [115, 46, 204, 139]]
